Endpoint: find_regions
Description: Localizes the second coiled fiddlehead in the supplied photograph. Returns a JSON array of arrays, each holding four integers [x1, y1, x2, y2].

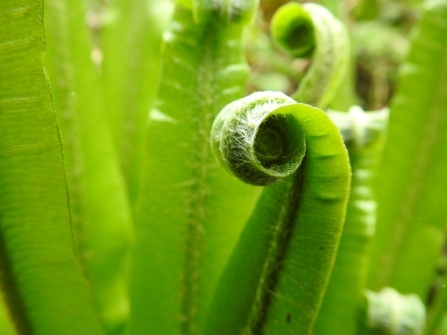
[[202, 91, 351, 335], [270, 2, 350, 109]]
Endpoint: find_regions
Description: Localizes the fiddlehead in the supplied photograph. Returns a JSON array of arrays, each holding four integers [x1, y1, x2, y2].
[[270, 3, 315, 58], [211, 92, 305, 186], [203, 91, 351, 335], [270, 2, 350, 108]]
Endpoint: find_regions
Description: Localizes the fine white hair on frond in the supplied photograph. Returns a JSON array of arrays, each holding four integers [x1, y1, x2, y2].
[[210, 91, 306, 186]]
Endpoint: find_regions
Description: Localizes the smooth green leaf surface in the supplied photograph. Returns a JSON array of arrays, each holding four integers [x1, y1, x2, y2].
[[0, 1, 104, 334], [43, 0, 133, 333], [128, 1, 259, 334], [367, 0, 447, 299], [203, 92, 351, 335]]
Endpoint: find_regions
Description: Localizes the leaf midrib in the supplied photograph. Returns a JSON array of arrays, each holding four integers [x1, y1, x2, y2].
[[243, 168, 305, 335]]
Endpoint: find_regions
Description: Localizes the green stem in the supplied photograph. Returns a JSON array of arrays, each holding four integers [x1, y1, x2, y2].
[[202, 92, 351, 335], [270, 2, 350, 109], [128, 1, 259, 334]]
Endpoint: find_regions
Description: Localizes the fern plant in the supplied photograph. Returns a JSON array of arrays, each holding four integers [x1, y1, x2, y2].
[[1, 0, 447, 335]]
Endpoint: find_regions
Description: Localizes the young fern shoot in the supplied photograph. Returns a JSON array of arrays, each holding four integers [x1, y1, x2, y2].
[[203, 91, 351, 335], [270, 2, 350, 108], [271, 2, 350, 109], [268, 7, 387, 333]]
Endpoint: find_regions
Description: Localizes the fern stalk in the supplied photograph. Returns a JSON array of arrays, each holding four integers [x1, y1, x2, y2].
[[128, 0, 259, 334], [202, 92, 351, 335]]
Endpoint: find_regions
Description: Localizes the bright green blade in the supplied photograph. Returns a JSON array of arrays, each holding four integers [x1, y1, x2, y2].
[[0, 1, 104, 334], [202, 92, 351, 335], [101, 0, 173, 197], [367, 0, 447, 299], [43, 0, 133, 334], [128, 0, 259, 334], [314, 107, 389, 335]]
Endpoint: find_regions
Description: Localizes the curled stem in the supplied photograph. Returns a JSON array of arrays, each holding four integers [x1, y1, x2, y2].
[[314, 106, 389, 335], [203, 91, 351, 335], [270, 2, 350, 109]]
